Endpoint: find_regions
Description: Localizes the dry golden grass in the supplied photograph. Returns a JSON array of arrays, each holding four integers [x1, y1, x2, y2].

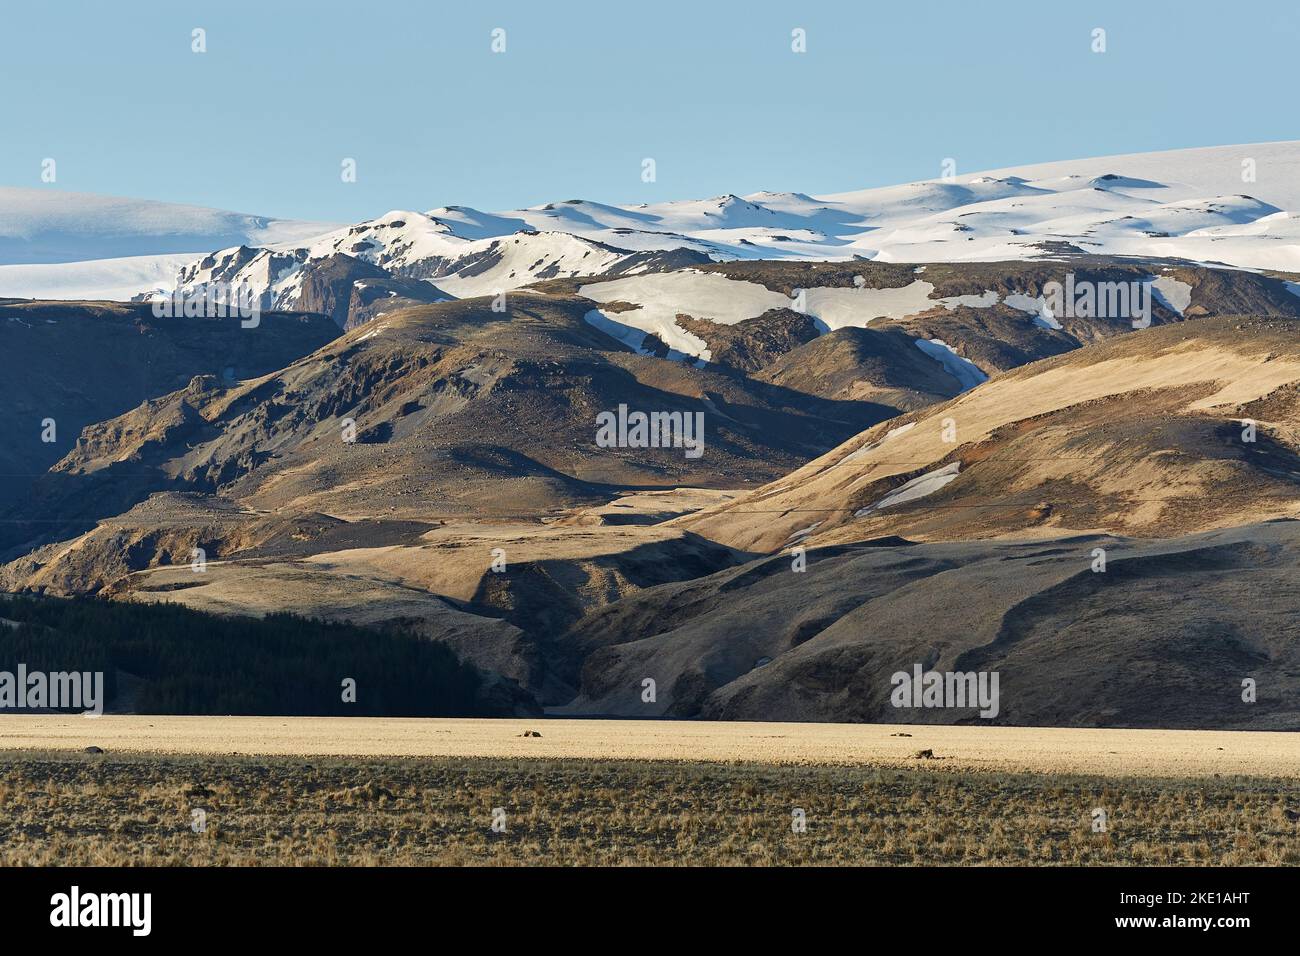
[[2, 716, 1298, 779], [0, 751, 1295, 866], [680, 322, 1300, 551], [3, 718, 1294, 866]]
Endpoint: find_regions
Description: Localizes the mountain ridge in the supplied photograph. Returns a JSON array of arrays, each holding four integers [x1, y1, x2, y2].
[[4, 141, 1300, 303]]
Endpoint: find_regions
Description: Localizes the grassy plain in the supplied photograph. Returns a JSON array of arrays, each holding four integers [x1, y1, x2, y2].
[[0, 717, 1296, 866]]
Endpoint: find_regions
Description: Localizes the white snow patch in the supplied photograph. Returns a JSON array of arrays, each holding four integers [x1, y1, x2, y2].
[[579, 273, 1012, 359], [841, 421, 915, 463], [583, 308, 651, 354], [581, 272, 785, 359], [802, 282, 939, 330], [1150, 275, 1193, 315], [785, 522, 822, 541], [941, 290, 999, 309], [856, 461, 961, 516], [1003, 292, 1062, 329], [885, 422, 916, 440], [353, 323, 388, 343], [913, 339, 988, 391]]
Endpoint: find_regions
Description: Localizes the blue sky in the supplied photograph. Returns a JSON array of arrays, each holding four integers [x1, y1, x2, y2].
[[2, 0, 1295, 221]]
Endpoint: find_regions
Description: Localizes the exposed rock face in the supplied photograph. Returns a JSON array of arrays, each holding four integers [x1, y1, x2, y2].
[[290, 253, 450, 330], [674, 308, 822, 373]]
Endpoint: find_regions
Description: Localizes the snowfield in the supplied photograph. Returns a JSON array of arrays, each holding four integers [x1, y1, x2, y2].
[[0, 187, 330, 266], [0, 253, 197, 302], [580, 271, 789, 361]]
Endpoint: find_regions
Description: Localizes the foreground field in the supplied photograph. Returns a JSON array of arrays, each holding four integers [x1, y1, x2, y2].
[[3, 719, 1293, 866], [0, 751, 1295, 866], [2, 716, 1299, 778]]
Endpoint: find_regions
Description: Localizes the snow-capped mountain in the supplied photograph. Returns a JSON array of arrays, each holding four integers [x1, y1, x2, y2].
[[3, 142, 1299, 306], [408, 143, 1300, 269], [174, 209, 707, 308], [157, 140, 1300, 313], [168, 212, 710, 329]]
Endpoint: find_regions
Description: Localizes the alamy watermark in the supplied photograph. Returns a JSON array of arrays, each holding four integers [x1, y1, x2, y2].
[[595, 404, 704, 459], [50, 886, 150, 936], [890, 663, 1000, 718], [0, 664, 104, 715], [152, 282, 262, 329], [1043, 274, 1151, 329]]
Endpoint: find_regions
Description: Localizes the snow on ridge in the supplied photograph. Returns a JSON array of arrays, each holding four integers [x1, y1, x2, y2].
[[9, 141, 1300, 301], [169, 225, 641, 312], [412, 141, 1300, 261], [949, 142, 1300, 212], [579, 271, 775, 361], [576, 272, 1096, 364]]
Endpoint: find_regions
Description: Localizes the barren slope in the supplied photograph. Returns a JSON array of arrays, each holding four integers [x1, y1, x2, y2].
[[680, 316, 1300, 551], [559, 520, 1300, 728], [0, 299, 339, 508]]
